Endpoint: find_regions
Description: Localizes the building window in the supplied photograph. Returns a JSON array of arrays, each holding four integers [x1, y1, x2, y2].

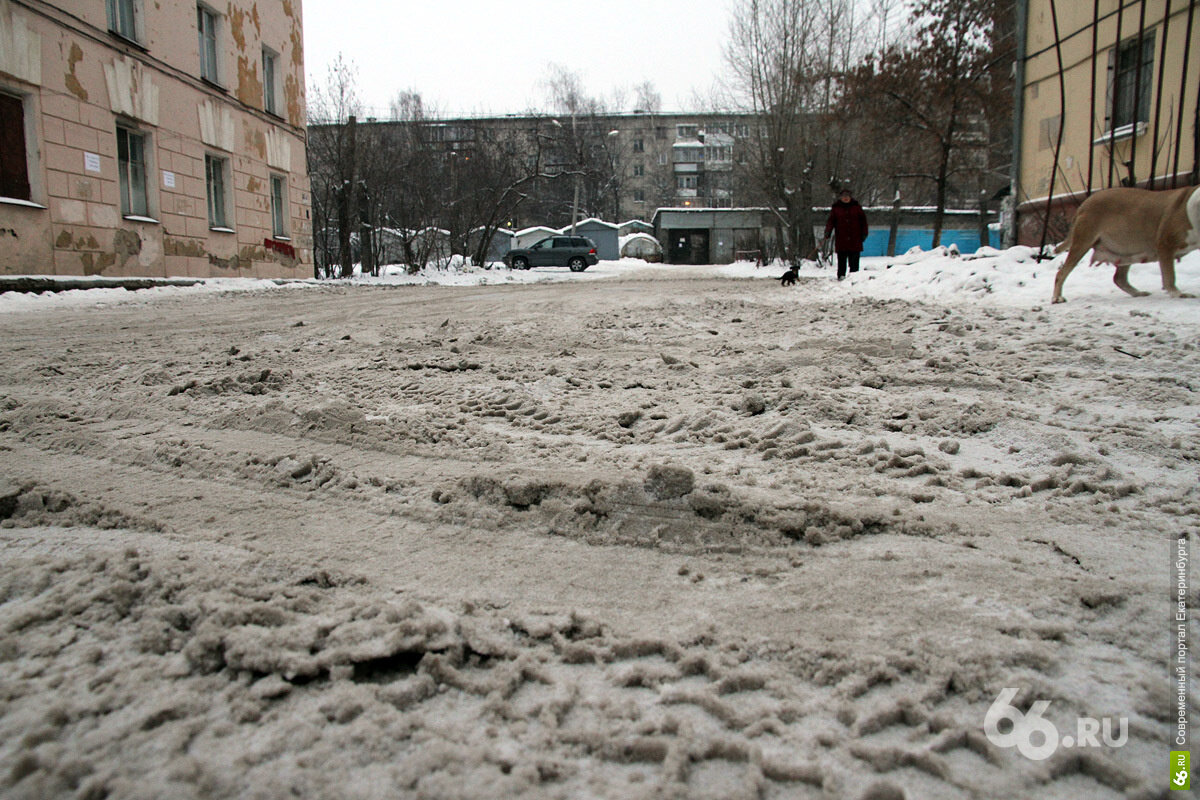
[[262, 47, 279, 115], [633, 189, 645, 204], [116, 126, 149, 217], [632, 138, 644, 153], [706, 145, 732, 163], [0, 93, 32, 201], [106, 0, 139, 41], [205, 155, 228, 228], [197, 5, 220, 84], [1112, 32, 1154, 130], [270, 175, 288, 238], [633, 163, 644, 177], [677, 175, 698, 190], [676, 124, 698, 139]]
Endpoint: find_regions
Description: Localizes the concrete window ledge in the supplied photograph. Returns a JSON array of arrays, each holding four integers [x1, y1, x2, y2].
[[1093, 121, 1147, 145], [0, 197, 48, 210]]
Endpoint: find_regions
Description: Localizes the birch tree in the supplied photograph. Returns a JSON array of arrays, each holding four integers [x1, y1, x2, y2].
[[306, 55, 363, 277]]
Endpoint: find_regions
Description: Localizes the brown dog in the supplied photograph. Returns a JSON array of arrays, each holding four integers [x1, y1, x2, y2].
[[1051, 185, 1200, 303]]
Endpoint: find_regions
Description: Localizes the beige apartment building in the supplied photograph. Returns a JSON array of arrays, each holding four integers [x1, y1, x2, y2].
[[1013, 0, 1198, 245], [0, 0, 311, 278]]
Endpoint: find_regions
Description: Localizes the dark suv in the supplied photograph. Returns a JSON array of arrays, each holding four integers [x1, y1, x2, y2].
[[504, 236, 599, 272]]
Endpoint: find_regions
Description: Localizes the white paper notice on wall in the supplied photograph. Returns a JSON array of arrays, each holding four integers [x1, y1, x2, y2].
[[163, 171, 176, 188], [84, 153, 101, 173]]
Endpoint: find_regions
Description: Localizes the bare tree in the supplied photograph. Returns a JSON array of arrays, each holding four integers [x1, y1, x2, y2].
[[445, 130, 561, 268], [724, 0, 844, 262], [536, 65, 626, 228], [633, 81, 662, 114], [369, 91, 445, 273], [841, 0, 1014, 245], [306, 55, 364, 277]]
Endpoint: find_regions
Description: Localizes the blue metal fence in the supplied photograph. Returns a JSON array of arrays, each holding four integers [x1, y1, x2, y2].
[[862, 228, 984, 256]]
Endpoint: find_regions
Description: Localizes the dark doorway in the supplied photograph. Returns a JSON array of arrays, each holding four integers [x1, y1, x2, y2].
[[668, 229, 710, 264]]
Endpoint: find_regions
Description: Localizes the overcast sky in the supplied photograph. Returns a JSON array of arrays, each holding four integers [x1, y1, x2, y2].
[[302, 0, 734, 118]]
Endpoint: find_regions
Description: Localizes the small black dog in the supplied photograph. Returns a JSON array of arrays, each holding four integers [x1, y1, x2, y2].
[[779, 267, 798, 287]]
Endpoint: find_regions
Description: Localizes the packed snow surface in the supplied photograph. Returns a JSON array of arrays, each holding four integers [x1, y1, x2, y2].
[[1, 247, 1197, 799]]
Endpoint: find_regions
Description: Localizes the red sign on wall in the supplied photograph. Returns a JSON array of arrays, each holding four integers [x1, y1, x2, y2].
[[264, 238, 296, 259]]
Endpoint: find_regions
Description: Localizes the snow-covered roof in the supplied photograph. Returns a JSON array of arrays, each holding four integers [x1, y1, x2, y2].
[[374, 226, 451, 238], [859, 206, 993, 215], [514, 226, 557, 237], [559, 218, 618, 232], [651, 206, 993, 222], [652, 207, 774, 223], [618, 232, 661, 247]]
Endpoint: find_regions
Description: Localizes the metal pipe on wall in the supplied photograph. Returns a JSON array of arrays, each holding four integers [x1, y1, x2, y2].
[[1108, 0, 1128, 187], [1148, 0, 1173, 189], [1173, 0, 1197, 186], [1087, 0, 1101, 194], [1008, 0, 1030, 247], [1038, 0, 1068, 256], [1127, 0, 1149, 185]]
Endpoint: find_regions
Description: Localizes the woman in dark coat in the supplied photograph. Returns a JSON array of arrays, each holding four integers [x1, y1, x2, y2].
[[824, 188, 869, 280]]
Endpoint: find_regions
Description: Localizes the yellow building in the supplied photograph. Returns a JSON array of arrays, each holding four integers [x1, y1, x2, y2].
[[1013, 0, 1199, 245], [0, 0, 311, 278]]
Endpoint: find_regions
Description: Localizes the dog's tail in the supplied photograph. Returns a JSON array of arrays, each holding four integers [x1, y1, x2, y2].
[[1052, 229, 1072, 256], [1050, 211, 1085, 258]]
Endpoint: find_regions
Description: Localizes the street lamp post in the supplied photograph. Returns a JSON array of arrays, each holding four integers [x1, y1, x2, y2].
[[605, 129, 620, 223], [570, 114, 579, 234]]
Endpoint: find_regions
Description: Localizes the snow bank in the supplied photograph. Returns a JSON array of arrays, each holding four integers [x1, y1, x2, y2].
[[3, 247, 1199, 322]]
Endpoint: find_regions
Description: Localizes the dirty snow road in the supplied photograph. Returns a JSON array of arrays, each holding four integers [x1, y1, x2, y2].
[[0, 268, 1195, 799]]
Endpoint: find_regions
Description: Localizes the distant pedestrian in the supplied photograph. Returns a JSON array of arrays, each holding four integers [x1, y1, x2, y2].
[[824, 187, 868, 281]]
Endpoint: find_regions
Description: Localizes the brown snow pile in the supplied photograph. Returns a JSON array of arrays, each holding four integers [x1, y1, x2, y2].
[[0, 274, 1195, 799]]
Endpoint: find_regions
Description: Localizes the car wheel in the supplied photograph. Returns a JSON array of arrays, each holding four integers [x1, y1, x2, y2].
[[568, 257, 588, 272], [512, 256, 529, 270]]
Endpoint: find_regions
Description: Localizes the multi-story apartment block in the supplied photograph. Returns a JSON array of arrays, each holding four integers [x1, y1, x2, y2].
[[0, 0, 311, 278], [603, 113, 752, 219], [320, 111, 757, 231]]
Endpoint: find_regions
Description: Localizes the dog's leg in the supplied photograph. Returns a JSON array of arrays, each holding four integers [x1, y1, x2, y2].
[[1051, 244, 1089, 303], [1158, 251, 1195, 298], [1112, 262, 1150, 297]]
